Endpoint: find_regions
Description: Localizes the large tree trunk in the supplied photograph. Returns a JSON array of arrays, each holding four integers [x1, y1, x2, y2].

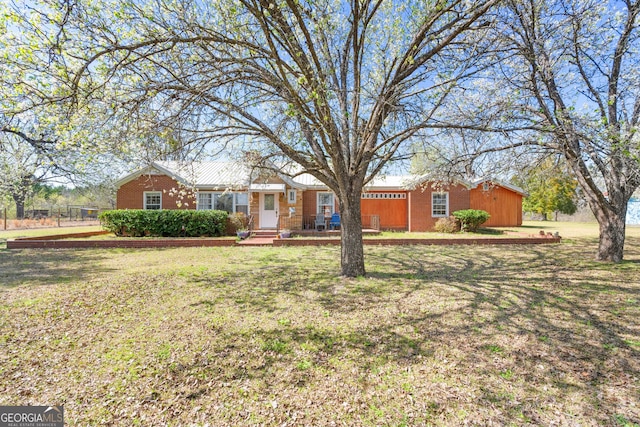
[[565, 152, 631, 263], [339, 190, 366, 277], [592, 202, 627, 262]]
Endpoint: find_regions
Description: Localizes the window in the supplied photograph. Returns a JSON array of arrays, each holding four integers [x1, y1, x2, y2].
[[144, 192, 162, 210], [214, 193, 233, 212], [317, 192, 335, 215], [288, 189, 297, 204], [263, 194, 275, 210], [235, 193, 249, 215], [198, 193, 213, 210], [432, 192, 448, 217], [198, 192, 247, 214]]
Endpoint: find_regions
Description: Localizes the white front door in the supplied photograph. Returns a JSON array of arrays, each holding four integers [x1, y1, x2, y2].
[[259, 193, 279, 228]]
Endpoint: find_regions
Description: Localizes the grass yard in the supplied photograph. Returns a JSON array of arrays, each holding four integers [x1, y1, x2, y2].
[[0, 225, 103, 247], [1, 222, 639, 425]]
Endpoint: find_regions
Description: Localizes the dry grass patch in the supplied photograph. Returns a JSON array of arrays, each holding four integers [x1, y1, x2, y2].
[[0, 223, 639, 425]]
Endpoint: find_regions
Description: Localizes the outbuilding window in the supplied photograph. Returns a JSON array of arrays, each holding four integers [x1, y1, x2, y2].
[[431, 192, 448, 217]]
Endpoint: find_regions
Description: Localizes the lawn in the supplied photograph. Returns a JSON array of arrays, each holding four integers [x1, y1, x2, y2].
[[1, 222, 639, 426], [0, 225, 103, 247]]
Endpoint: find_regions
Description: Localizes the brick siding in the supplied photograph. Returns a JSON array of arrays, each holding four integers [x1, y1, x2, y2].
[[408, 183, 470, 231], [8, 234, 560, 249], [117, 174, 195, 210]]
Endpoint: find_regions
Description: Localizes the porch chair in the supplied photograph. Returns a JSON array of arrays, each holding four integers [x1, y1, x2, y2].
[[329, 213, 341, 230], [315, 213, 326, 231]]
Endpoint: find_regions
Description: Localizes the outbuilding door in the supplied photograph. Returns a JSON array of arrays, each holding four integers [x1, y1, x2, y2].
[[360, 192, 408, 230]]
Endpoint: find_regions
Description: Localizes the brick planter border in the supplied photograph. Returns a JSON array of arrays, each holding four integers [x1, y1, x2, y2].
[[7, 231, 237, 249], [12, 230, 112, 241], [274, 237, 561, 246], [7, 231, 561, 249]]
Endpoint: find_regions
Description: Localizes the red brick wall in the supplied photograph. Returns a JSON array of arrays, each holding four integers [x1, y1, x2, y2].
[[408, 183, 470, 231], [280, 187, 304, 230], [117, 174, 195, 210], [302, 190, 318, 218], [8, 237, 236, 249]]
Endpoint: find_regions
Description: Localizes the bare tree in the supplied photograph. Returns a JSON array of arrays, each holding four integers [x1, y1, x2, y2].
[[503, 0, 640, 261], [429, 0, 640, 262], [18, 0, 497, 276], [0, 131, 52, 218]]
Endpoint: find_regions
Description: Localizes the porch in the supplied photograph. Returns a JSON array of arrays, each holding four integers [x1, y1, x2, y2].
[[275, 214, 381, 232]]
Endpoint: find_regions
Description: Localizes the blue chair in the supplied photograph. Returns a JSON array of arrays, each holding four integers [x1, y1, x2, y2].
[[329, 213, 340, 230]]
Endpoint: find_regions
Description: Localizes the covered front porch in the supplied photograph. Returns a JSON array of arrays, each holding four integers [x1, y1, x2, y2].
[[238, 214, 381, 246], [237, 227, 381, 246], [275, 214, 381, 232]]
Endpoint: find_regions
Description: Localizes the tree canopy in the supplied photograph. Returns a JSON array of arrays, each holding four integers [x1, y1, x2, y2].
[[516, 157, 578, 220], [3, 0, 498, 276], [3, 0, 639, 268]]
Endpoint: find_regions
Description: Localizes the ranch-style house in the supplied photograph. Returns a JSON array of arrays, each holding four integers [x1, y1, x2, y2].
[[115, 161, 526, 231]]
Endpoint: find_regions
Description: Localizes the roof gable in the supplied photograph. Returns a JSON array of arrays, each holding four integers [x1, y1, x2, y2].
[[116, 161, 526, 195], [114, 164, 171, 188], [470, 178, 527, 196]]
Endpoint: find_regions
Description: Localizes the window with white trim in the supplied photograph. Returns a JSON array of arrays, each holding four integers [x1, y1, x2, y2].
[[215, 193, 233, 212], [317, 192, 335, 215], [198, 192, 248, 214], [287, 189, 297, 204], [235, 193, 249, 215], [431, 192, 448, 217], [198, 192, 213, 210], [144, 192, 162, 210]]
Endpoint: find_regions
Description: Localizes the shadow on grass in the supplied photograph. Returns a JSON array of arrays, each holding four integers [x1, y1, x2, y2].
[[366, 244, 639, 421], [475, 227, 504, 235], [0, 248, 116, 289], [178, 241, 640, 423], [2, 238, 639, 424]]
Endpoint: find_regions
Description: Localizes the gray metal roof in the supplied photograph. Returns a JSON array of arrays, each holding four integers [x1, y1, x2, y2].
[[154, 161, 250, 188], [116, 161, 526, 195], [470, 177, 528, 196]]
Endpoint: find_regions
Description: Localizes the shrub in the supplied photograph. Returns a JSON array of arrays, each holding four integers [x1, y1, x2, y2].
[[226, 212, 249, 235], [99, 209, 229, 237], [452, 209, 490, 232], [434, 216, 460, 233]]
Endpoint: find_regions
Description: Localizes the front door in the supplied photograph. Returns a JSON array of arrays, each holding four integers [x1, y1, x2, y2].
[[259, 193, 279, 228]]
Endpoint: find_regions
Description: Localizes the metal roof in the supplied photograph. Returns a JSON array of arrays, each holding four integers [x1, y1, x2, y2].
[[116, 161, 526, 195], [154, 161, 251, 188], [364, 175, 413, 190], [470, 177, 528, 196]]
